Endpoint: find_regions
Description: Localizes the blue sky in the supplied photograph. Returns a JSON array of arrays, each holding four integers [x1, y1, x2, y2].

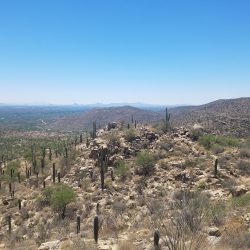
[[0, 0, 249, 105]]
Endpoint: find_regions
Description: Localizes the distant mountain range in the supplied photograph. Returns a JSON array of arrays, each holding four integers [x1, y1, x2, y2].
[[1, 98, 249, 136]]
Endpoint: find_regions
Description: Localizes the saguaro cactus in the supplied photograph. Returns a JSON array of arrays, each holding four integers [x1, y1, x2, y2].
[[80, 134, 83, 144], [96, 202, 100, 214], [111, 169, 114, 181], [18, 199, 21, 210], [94, 215, 99, 243], [17, 172, 21, 183], [154, 229, 160, 249], [7, 215, 11, 234], [49, 148, 52, 161], [214, 158, 218, 177], [165, 107, 171, 131], [52, 163, 56, 183], [92, 121, 97, 139], [65, 147, 68, 158], [76, 215, 80, 234]]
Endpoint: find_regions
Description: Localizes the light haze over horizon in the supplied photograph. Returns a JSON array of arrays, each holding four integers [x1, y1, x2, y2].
[[0, 1, 249, 105]]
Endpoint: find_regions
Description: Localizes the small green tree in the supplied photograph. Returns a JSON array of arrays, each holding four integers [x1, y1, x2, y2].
[[136, 150, 156, 176], [44, 184, 76, 219], [115, 160, 130, 180]]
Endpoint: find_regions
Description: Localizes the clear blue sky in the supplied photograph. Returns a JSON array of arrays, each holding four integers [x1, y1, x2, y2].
[[0, 0, 249, 105]]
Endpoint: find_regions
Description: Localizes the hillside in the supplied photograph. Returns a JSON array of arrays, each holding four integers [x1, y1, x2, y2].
[[48, 106, 163, 131], [0, 122, 250, 249], [169, 97, 250, 137]]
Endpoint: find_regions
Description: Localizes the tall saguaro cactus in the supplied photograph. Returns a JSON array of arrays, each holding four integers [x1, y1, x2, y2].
[[165, 107, 171, 131], [94, 215, 99, 243], [7, 215, 11, 234], [214, 158, 218, 177], [92, 121, 97, 139], [52, 163, 56, 183], [76, 215, 81, 234]]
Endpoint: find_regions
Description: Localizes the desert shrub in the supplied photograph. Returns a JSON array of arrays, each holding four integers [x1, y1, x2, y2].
[[182, 159, 198, 168], [156, 190, 212, 250], [135, 150, 156, 176], [211, 144, 224, 154], [199, 134, 239, 150], [159, 139, 173, 151], [115, 160, 130, 180], [210, 200, 226, 226], [43, 184, 76, 219], [124, 129, 137, 142], [153, 120, 168, 134], [239, 148, 250, 158], [190, 129, 203, 141], [221, 230, 250, 250], [232, 192, 250, 207], [237, 160, 250, 174], [106, 131, 120, 147], [113, 199, 127, 216]]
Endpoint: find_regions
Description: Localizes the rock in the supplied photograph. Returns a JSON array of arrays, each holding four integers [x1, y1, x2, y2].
[[146, 132, 158, 142], [107, 122, 118, 130], [2, 200, 9, 205], [231, 185, 248, 197], [38, 240, 60, 250], [207, 227, 221, 237]]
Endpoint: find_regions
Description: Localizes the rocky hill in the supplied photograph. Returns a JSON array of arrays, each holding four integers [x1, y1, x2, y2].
[[169, 97, 250, 137], [0, 121, 250, 249], [48, 106, 163, 131]]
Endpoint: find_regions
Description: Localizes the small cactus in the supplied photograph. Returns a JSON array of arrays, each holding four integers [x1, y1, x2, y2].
[[111, 169, 114, 181], [7, 215, 11, 234], [17, 172, 21, 183], [58, 172, 61, 183], [92, 121, 97, 139], [96, 202, 100, 214], [76, 215, 81, 234], [154, 229, 160, 249], [52, 163, 56, 183], [94, 215, 99, 243], [165, 107, 171, 131], [214, 158, 218, 177], [18, 199, 21, 210]]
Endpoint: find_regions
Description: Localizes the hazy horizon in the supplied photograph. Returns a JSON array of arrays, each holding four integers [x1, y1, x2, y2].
[[0, 1, 249, 105]]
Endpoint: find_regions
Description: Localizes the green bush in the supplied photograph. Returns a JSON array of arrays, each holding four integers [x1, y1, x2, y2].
[[115, 160, 129, 180], [153, 120, 168, 134], [124, 129, 137, 142], [190, 129, 203, 141], [232, 192, 250, 207], [135, 150, 156, 176], [43, 184, 76, 219], [199, 134, 239, 150], [237, 160, 250, 174]]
